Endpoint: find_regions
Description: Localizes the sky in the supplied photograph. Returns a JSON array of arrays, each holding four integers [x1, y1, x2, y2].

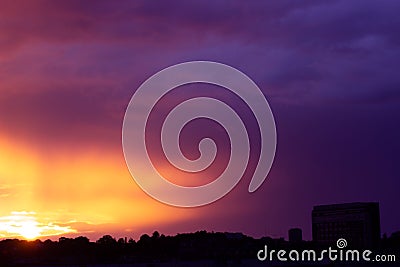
[[0, 0, 400, 241]]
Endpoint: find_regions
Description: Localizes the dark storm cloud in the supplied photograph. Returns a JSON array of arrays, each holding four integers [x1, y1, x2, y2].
[[2, 0, 399, 104]]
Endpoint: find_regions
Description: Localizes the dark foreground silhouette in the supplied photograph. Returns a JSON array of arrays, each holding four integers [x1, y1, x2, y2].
[[0, 230, 399, 266]]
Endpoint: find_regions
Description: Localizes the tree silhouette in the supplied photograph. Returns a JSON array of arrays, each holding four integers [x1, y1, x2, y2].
[[96, 235, 116, 245], [152, 230, 160, 239]]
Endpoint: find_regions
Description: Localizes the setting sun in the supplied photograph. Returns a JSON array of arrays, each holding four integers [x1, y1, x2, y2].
[[0, 211, 75, 240], [16, 219, 41, 240]]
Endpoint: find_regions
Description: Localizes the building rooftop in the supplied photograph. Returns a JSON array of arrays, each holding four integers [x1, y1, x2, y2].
[[313, 202, 379, 212]]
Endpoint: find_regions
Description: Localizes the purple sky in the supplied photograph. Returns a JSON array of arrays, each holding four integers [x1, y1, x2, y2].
[[1, 0, 399, 240]]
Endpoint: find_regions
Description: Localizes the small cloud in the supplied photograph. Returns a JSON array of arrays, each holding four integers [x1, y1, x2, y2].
[[11, 211, 36, 215]]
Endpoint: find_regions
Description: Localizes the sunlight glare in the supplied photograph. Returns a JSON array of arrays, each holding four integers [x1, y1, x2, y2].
[[0, 211, 75, 240]]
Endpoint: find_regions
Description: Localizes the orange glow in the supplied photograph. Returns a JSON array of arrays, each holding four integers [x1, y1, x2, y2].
[[0, 135, 197, 240]]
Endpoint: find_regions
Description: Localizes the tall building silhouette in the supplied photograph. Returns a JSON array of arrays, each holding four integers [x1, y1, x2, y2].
[[312, 202, 380, 247], [288, 228, 302, 243]]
